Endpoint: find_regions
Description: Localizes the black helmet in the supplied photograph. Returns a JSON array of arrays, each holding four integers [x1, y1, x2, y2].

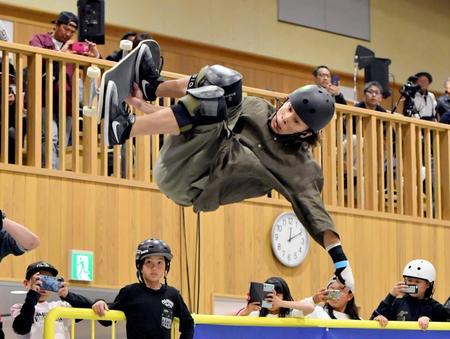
[[288, 85, 335, 132], [135, 238, 173, 284]]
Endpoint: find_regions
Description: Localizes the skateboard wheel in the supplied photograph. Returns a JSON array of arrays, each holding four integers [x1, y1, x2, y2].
[[87, 66, 101, 79], [83, 106, 96, 117], [120, 39, 133, 51]]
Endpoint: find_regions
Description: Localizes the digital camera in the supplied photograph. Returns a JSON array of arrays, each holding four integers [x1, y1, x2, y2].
[[327, 289, 341, 301], [404, 284, 418, 294], [70, 41, 89, 54]]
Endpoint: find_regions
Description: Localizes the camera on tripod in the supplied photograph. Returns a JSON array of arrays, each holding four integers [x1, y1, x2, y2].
[[400, 76, 421, 117]]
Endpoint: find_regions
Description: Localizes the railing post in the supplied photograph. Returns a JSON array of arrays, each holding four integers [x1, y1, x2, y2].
[[440, 129, 450, 220], [26, 54, 43, 167], [403, 122, 417, 216], [363, 115, 377, 210], [1, 54, 10, 163], [321, 115, 336, 206]]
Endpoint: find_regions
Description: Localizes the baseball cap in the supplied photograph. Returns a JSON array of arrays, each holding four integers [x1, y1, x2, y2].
[[25, 261, 58, 280], [52, 11, 79, 30]]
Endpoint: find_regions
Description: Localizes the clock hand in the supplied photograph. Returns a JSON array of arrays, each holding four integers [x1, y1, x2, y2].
[[289, 231, 303, 241], [288, 227, 292, 242]]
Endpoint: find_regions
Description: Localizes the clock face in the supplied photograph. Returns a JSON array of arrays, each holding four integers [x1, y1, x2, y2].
[[271, 212, 310, 267]]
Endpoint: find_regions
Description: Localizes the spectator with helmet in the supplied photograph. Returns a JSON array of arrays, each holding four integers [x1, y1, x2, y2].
[[236, 276, 313, 317], [29, 11, 100, 169], [407, 72, 437, 121], [10, 261, 92, 338], [103, 48, 355, 292], [312, 65, 347, 104], [371, 259, 450, 329], [91, 238, 194, 339]]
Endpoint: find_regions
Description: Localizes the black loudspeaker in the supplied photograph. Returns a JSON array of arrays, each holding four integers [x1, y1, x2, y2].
[[78, 0, 105, 44], [364, 57, 391, 98]]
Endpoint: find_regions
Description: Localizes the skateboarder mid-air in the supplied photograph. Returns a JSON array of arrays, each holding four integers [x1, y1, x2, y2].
[[101, 40, 355, 292]]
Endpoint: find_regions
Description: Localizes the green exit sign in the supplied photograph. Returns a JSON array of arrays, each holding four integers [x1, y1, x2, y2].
[[69, 250, 94, 281]]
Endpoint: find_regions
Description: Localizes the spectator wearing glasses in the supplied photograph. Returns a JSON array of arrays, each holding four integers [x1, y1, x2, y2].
[[312, 65, 347, 105], [354, 81, 387, 112]]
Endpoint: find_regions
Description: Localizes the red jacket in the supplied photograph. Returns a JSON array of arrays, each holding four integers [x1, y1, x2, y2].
[[29, 32, 75, 116]]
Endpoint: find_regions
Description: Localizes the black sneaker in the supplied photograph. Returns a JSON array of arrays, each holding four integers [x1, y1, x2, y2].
[[135, 41, 164, 101], [104, 80, 135, 146]]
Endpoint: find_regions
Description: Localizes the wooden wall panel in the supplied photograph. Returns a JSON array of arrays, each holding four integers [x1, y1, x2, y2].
[[0, 168, 448, 320]]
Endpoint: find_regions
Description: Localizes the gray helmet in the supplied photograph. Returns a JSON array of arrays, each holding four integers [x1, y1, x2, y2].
[[288, 85, 335, 132]]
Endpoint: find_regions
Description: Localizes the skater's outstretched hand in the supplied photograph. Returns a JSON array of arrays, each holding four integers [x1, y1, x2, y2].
[[126, 83, 163, 114]]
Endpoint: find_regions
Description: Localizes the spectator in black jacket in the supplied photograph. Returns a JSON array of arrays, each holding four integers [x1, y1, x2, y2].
[[312, 65, 347, 104], [354, 81, 387, 112], [371, 259, 449, 329]]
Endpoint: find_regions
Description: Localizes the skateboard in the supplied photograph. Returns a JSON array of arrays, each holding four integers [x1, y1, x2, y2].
[[82, 39, 133, 119], [97, 39, 161, 144]]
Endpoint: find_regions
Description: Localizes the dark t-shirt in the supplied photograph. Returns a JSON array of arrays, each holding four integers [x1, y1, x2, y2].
[[105, 283, 194, 339]]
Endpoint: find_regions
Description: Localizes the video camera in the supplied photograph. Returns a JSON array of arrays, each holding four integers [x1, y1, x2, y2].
[[400, 76, 421, 117], [400, 76, 420, 99]]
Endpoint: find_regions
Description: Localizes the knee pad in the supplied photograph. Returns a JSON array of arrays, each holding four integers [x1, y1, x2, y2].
[[171, 85, 227, 134], [187, 65, 243, 108]]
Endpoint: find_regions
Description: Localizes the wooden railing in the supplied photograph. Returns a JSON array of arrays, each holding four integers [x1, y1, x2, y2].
[[1, 41, 449, 221]]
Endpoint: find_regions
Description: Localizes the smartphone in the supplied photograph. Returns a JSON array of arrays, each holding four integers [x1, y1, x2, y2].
[[40, 275, 63, 292], [261, 283, 275, 309], [404, 284, 418, 294], [327, 289, 341, 301], [331, 74, 340, 86], [71, 42, 89, 54], [249, 282, 275, 308]]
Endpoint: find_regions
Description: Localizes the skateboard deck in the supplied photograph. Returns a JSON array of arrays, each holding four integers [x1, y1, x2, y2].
[[98, 39, 161, 138]]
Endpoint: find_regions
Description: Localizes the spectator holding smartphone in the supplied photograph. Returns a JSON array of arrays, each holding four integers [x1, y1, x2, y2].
[[29, 11, 100, 169], [302, 275, 360, 319], [371, 259, 450, 329], [236, 276, 313, 318], [312, 65, 347, 104], [10, 261, 92, 338]]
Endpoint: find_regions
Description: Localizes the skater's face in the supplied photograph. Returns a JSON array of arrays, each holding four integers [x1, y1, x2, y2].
[[271, 101, 310, 135], [141, 255, 166, 288]]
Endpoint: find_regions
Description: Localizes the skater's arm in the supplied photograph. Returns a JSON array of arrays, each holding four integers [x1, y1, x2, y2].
[[2, 216, 40, 252]]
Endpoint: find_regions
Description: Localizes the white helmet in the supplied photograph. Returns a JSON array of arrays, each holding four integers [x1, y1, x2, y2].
[[402, 259, 436, 283]]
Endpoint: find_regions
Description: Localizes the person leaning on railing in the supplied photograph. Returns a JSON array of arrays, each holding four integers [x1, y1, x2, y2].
[[10, 261, 92, 338], [371, 259, 450, 330], [302, 275, 361, 320], [29, 11, 100, 169], [236, 277, 313, 318], [436, 77, 450, 123]]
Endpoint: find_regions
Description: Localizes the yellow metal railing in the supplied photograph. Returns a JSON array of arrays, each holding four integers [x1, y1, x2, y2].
[[1, 40, 450, 221], [43, 307, 126, 339], [44, 309, 450, 338]]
